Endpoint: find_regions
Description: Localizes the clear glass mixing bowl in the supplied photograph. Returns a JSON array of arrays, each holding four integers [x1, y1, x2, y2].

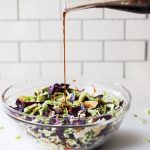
[[1, 77, 131, 150]]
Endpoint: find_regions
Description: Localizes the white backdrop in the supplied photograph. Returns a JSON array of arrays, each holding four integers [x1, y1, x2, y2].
[[0, 0, 150, 80]]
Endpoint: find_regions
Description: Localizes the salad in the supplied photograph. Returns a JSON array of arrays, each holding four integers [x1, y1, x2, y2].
[[12, 83, 125, 150]]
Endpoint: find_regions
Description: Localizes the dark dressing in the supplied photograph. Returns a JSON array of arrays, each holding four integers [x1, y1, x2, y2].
[[63, 0, 150, 102]]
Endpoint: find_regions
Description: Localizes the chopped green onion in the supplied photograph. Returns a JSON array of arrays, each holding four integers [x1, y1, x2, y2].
[[24, 103, 38, 113], [0, 126, 4, 130], [15, 135, 21, 140], [134, 114, 148, 124], [144, 138, 150, 142], [145, 109, 150, 116], [78, 92, 86, 102]]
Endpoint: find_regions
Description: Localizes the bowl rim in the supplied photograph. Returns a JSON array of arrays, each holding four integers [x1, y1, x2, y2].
[[1, 77, 132, 128]]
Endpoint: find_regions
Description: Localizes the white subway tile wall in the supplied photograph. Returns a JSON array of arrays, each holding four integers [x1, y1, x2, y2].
[[104, 41, 145, 61], [83, 62, 123, 79], [0, 63, 40, 80], [41, 20, 82, 40], [126, 20, 150, 40], [126, 62, 150, 78], [0, 0, 17, 20], [21, 42, 61, 61], [19, 0, 60, 19], [65, 41, 103, 61], [0, 21, 39, 41], [66, 8, 103, 19], [0, 43, 18, 62], [0, 0, 149, 80], [83, 20, 124, 40], [104, 9, 146, 19], [149, 42, 150, 60], [41, 62, 81, 76]]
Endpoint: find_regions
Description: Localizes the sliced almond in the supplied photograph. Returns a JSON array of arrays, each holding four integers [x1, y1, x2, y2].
[[84, 101, 98, 108], [18, 96, 26, 102], [92, 84, 97, 96], [94, 125, 105, 136]]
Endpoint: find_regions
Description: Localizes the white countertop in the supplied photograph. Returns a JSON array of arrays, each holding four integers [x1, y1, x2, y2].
[[0, 79, 150, 150]]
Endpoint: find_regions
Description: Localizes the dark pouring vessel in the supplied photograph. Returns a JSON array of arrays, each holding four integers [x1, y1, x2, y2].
[[64, 0, 150, 13]]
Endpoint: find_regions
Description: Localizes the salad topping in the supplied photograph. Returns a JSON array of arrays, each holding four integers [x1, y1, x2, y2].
[[13, 83, 124, 124], [9, 82, 127, 150]]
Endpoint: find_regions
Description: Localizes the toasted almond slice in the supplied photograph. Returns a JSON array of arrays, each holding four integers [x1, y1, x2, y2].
[[18, 96, 26, 102], [92, 125, 106, 136], [92, 84, 97, 96], [84, 101, 98, 108]]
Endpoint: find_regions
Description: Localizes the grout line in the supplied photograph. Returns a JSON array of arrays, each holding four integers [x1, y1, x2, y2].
[[11, 59, 147, 63], [0, 39, 147, 43], [0, 17, 148, 22], [145, 41, 148, 61], [21, 40, 62, 43], [147, 41, 149, 61], [123, 62, 126, 78], [66, 18, 147, 21], [124, 20, 126, 40], [0, 18, 147, 22], [103, 60, 147, 63], [38, 21, 41, 40], [0, 62, 43, 64], [146, 14, 149, 19], [59, 0, 63, 19], [17, 0, 20, 20], [81, 20, 84, 40], [102, 8, 105, 19], [102, 41, 105, 61], [38, 39, 150, 42], [81, 62, 84, 75], [0, 19, 61, 22], [39, 62, 42, 77], [18, 42, 21, 62]]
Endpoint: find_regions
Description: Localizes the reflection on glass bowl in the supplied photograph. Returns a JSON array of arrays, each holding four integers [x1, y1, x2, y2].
[[1, 77, 131, 150]]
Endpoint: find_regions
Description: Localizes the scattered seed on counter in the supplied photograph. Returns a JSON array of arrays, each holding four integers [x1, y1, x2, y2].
[[0, 126, 4, 130], [144, 139, 150, 143], [133, 114, 148, 125], [15, 135, 21, 140]]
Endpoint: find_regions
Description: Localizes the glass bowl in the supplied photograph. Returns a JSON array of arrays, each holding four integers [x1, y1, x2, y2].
[[1, 77, 131, 150]]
